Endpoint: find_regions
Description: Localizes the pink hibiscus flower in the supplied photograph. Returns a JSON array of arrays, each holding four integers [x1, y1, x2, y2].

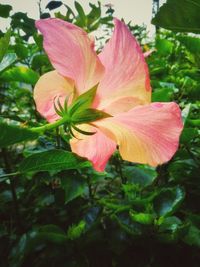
[[34, 18, 183, 172]]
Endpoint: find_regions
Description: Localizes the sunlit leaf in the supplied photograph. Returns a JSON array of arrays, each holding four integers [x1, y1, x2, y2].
[[0, 30, 11, 62], [0, 66, 39, 85]]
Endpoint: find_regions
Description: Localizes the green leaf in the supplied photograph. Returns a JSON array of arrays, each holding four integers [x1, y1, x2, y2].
[[61, 175, 87, 203], [181, 103, 191, 124], [71, 108, 111, 124], [19, 149, 91, 173], [14, 43, 29, 59], [38, 224, 67, 244], [67, 220, 86, 240], [130, 211, 154, 225], [123, 165, 157, 187], [178, 35, 200, 54], [31, 54, 50, 70], [0, 30, 11, 62], [46, 1, 63, 10], [0, 122, 38, 148], [152, 0, 200, 33], [112, 213, 142, 236], [184, 225, 200, 247], [87, 2, 101, 31], [0, 3, 12, 18], [10, 226, 67, 267], [156, 38, 174, 56], [0, 53, 17, 73], [152, 88, 173, 102], [75, 1, 87, 27], [11, 12, 36, 40], [69, 84, 98, 116], [153, 186, 185, 217], [156, 216, 188, 243], [0, 66, 39, 85], [180, 128, 199, 143], [40, 12, 51, 19]]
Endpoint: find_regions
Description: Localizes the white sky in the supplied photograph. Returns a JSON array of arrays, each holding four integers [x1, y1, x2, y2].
[[0, 0, 166, 34]]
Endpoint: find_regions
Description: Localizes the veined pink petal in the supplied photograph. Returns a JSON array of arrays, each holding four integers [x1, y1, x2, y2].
[[97, 96, 143, 115], [34, 70, 74, 122], [70, 124, 116, 172], [95, 102, 183, 167], [36, 18, 104, 94], [97, 18, 151, 114]]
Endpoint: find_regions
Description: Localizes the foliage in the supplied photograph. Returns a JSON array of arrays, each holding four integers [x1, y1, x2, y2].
[[0, 1, 200, 267], [152, 0, 200, 33]]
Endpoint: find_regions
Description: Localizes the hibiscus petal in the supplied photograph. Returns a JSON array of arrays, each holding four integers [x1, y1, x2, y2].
[[70, 124, 116, 171], [34, 70, 74, 122], [95, 102, 183, 166], [36, 18, 104, 94], [97, 18, 151, 114]]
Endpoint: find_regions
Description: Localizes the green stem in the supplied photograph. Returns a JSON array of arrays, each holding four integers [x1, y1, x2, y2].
[[2, 148, 22, 231], [86, 175, 93, 203], [0, 171, 20, 179], [31, 115, 70, 133]]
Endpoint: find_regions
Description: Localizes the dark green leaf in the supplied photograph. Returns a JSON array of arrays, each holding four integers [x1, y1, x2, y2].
[[31, 54, 51, 70], [14, 43, 29, 59], [61, 175, 87, 203], [152, 0, 200, 33], [0, 122, 38, 148], [178, 35, 200, 54], [38, 224, 67, 243], [19, 149, 91, 173], [11, 12, 36, 40], [46, 1, 63, 10], [184, 225, 200, 247], [40, 12, 51, 19], [156, 216, 188, 243], [153, 186, 185, 217], [180, 128, 199, 143], [0, 3, 12, 18], [123, 165, 157, 187]]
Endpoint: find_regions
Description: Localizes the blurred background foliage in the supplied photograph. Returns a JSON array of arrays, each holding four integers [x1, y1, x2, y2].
[[0, 0, 200, 266]]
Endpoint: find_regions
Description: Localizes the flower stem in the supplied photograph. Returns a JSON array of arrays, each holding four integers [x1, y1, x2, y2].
[[31, 115, 70, 133]]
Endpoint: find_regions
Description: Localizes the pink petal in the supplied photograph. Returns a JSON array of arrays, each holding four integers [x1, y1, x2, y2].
[[95, 102, 183, 166], [97, 96, 143, 115], [34, 70, 74, 122], [36, 18, 104, 94], [70, 124, 116, 172], [97, 18, 151, 114]]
